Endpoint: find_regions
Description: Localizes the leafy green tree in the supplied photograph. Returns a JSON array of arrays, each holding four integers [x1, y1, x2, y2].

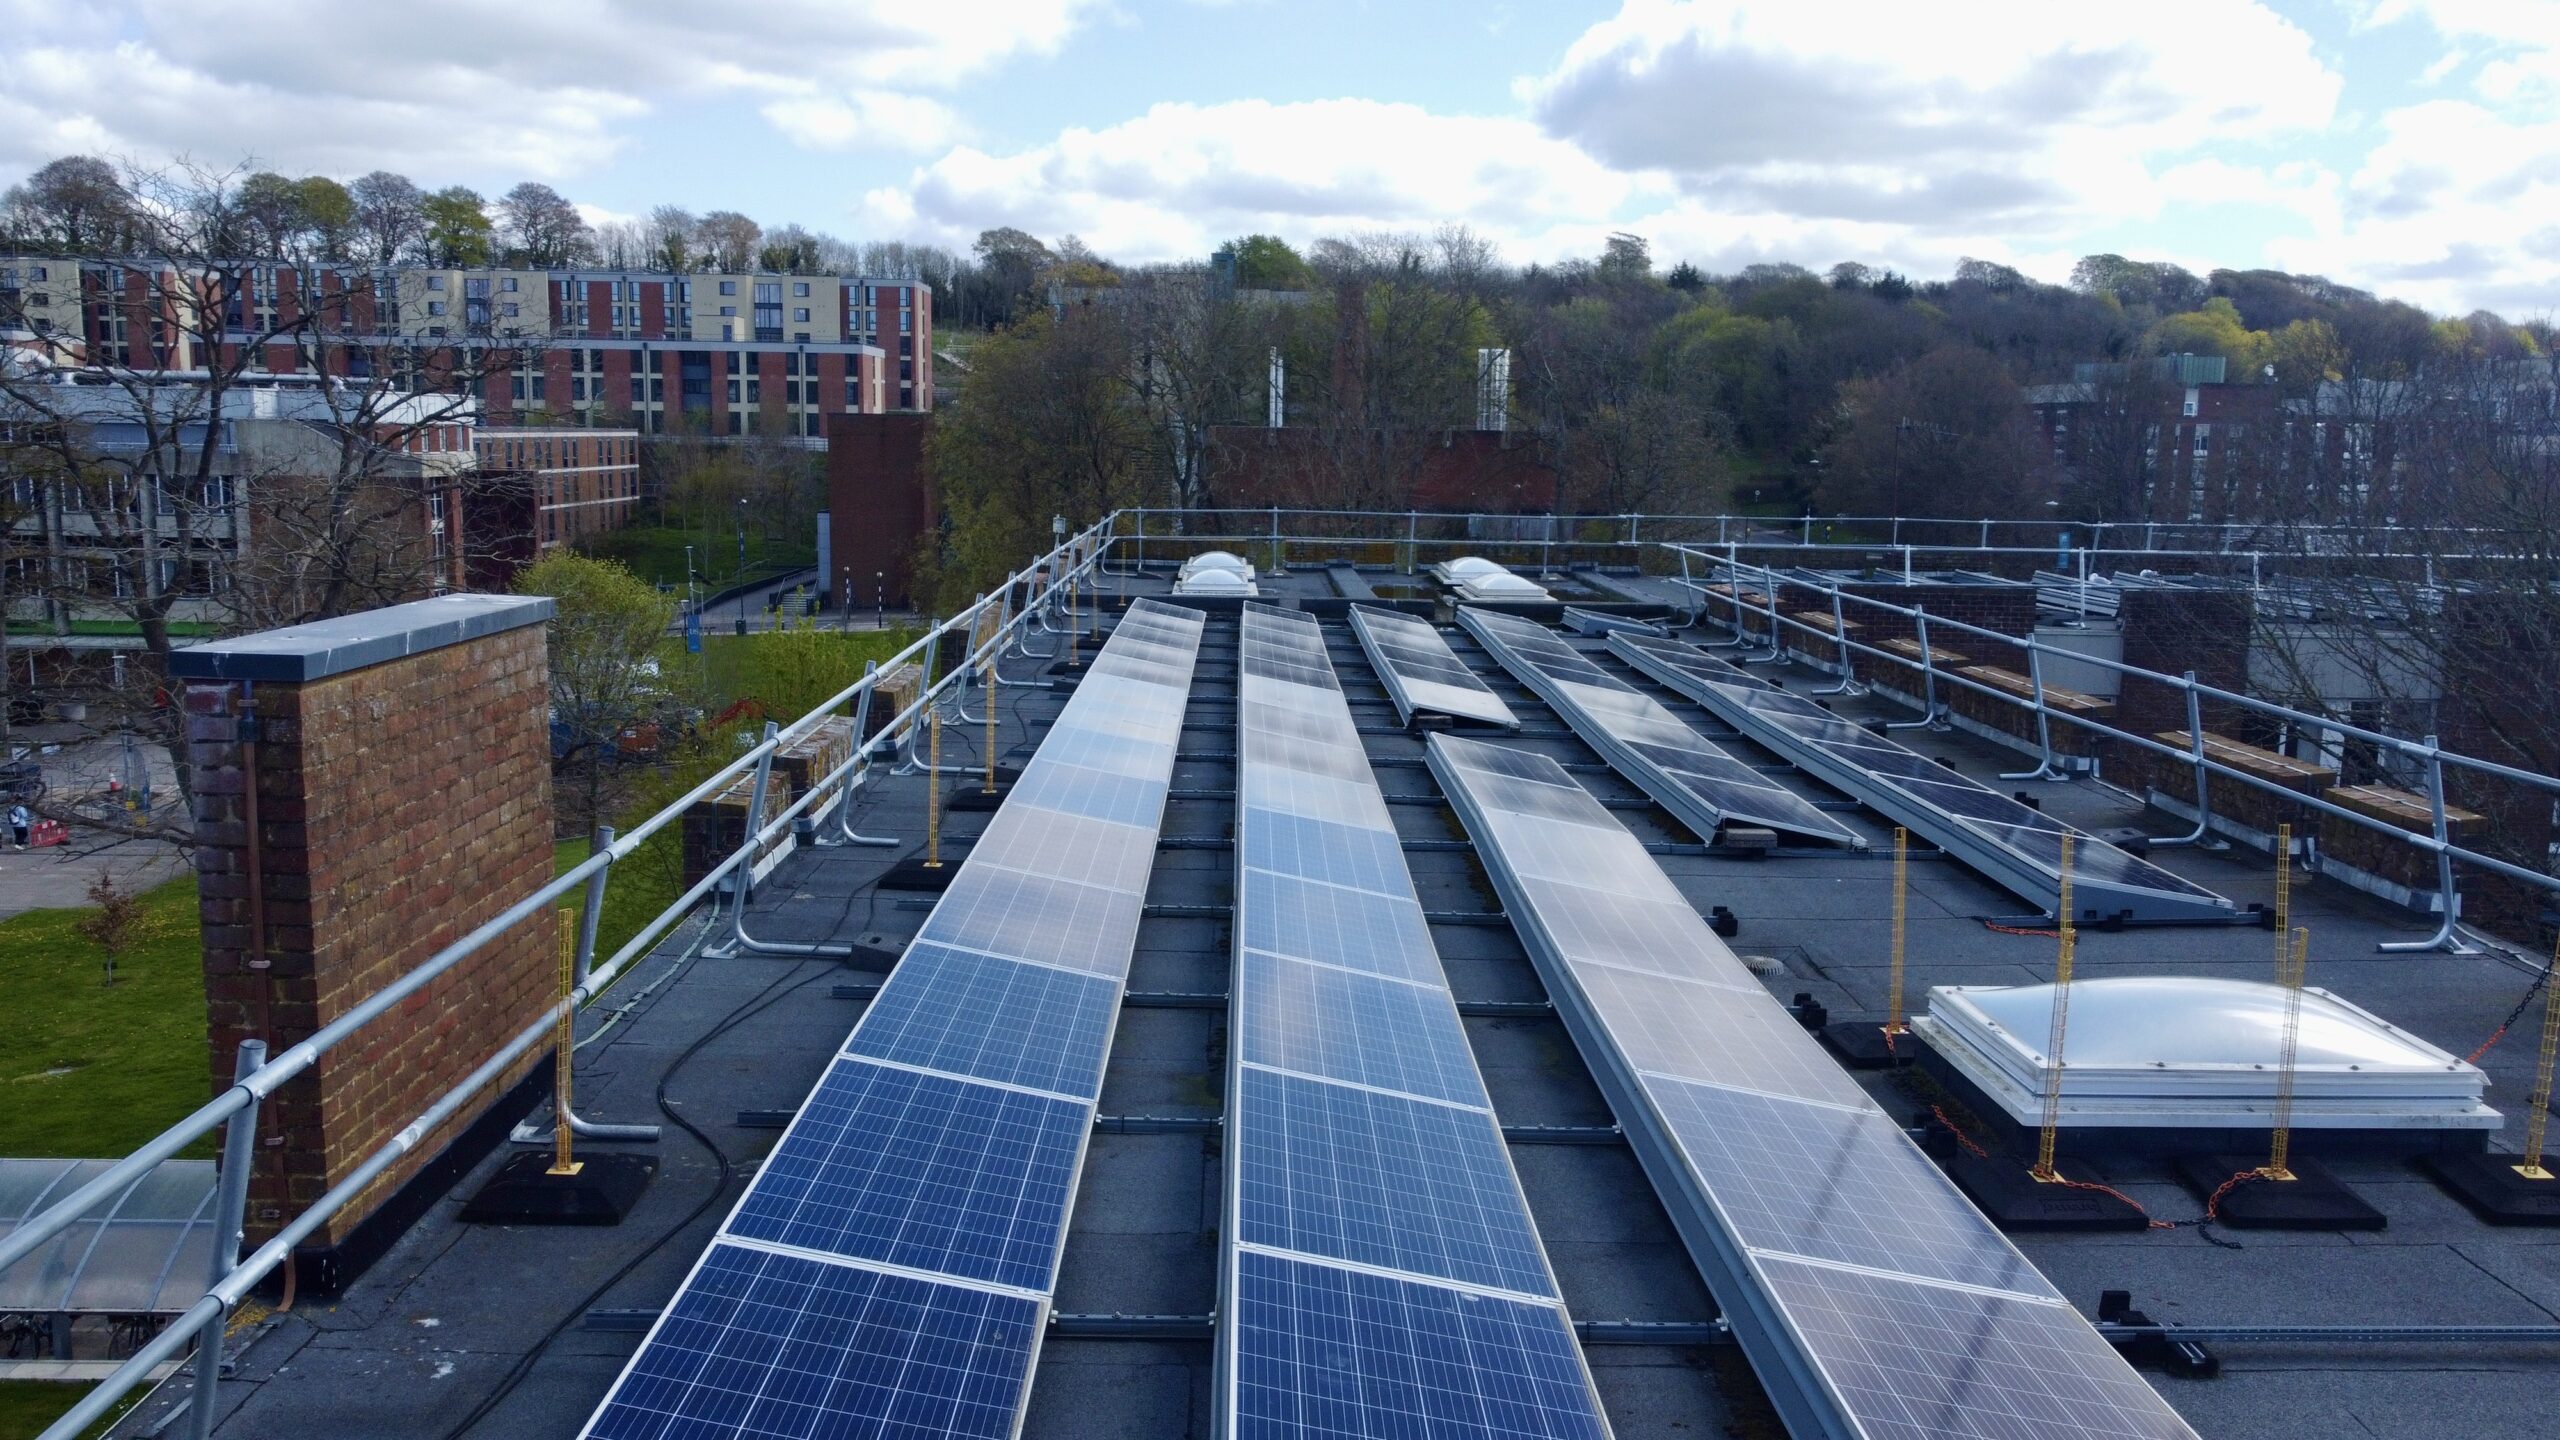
[[234, 171, 306, 256], [1225, 234, 1312, 290], [423, 186, 494, 266], [296, 176, 356, 260], [515, 552, 679, 830], [2147, 297, 2271, 375]]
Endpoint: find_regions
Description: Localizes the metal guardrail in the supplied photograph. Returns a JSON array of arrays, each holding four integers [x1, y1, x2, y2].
[[4, 517, 1118, 1440], [12, 506, 2560, 1438], [1655, 543, 2560, 953]]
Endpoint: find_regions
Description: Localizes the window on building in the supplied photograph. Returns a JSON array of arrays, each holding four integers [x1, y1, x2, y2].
[[426, 275, 445, 290], [719, 305, 736, 317], [793, 307, 810, 322], [719, 280, 737, 296], [465, 278, 489, 297], [899, 310, 910, 333], [793, 282, 810, 297], [501, 301, 519, 317], [426, 300, 446, 316], [501, 276, 518, 292], [728, 379, 741, 403]]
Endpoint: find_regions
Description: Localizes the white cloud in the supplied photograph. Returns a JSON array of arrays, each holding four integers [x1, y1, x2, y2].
[[888, 99, 1664, 262], [762, 93, 963, 153], [1523, 0, 2340, 237], [0, 0, 1094, 180]]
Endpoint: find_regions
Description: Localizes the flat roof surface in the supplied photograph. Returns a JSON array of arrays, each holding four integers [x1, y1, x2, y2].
[[114, 562, 2560, 1440]]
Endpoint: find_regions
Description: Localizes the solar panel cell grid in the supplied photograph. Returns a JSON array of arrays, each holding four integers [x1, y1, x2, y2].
[[1237, 1067, 1550, 1296], [846, 944, 1120, 1099], [917, 867, 1146, 975], [585, 1243, 1037, 1440], [1760, 1256, 2200, 1440], [726, 1058, 1085, 1291], [1232, 1251, 1610, 1440], [1237, 950, 1491, 1107]]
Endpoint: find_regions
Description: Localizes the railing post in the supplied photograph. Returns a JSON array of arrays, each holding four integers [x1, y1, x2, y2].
[[2380, 735, 2478, 954], [2154, 675, 2216, 848], [186, 1038, 267, 1440], [1811, 586, 1861, 695], [1999, 640, 2067, 781], [712, 722, 781, 957], [572, 824, 612, 990]]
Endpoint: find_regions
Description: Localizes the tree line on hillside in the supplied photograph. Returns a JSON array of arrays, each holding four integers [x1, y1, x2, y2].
[[915, 226, 2557, 602]]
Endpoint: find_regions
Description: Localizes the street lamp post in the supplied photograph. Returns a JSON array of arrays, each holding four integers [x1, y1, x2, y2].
[[875, 571, 885, 630], [735, 499, 749, 636], [683, 544, 695, 615]]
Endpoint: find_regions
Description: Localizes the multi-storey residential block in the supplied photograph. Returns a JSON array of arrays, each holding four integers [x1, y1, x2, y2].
[[1, 259, 936, 437]]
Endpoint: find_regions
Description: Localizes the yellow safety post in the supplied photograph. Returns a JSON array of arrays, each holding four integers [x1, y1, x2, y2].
[[2516, 935, 2560, 1181], [2033, 834, 2077, 1183], [1883, 827, 1910, 1053], [982, 654, 999, 794], [2263, 925, 2309, 1181], [924, 705, 945, 870], [547, 910, 582, 1177]]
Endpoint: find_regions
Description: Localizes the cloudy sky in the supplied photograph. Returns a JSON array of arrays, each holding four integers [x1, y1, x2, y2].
[[2, 0, 2552, 315]]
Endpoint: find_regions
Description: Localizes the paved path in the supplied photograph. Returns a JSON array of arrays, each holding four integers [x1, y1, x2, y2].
[[0, 834, 187, 919]]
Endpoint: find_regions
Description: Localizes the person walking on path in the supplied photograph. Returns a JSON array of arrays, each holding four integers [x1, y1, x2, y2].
[[7, 803, 29, 849]]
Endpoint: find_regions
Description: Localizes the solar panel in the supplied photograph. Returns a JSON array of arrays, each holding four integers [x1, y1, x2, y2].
[[585, 1242, 1039, 1440], [1232, 1250, 1611, 1440], [1224, 603, 1607, 1437], [1458, 607, 1861, 847], [1426, 732, 2199, 1440], [1607, 632, 2238, 925], [1349, 604, 1522, 729], [581, 597, 1206, 1440]]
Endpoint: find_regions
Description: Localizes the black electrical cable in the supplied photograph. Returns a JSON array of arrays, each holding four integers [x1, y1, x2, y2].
[[438, 935, 835, 1440]]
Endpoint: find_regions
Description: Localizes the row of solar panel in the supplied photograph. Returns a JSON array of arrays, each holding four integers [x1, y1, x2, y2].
[[1457, 607, 1862, 847], [582, 598, 1208, 1440], [1606, 632, 2235, 920], [1426, 732, 2201, 1440], [1227, 604, 1611, 1437]]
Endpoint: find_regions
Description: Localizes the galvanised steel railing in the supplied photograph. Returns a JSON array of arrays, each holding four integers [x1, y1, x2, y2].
[[3, 517, 1117, 1440]]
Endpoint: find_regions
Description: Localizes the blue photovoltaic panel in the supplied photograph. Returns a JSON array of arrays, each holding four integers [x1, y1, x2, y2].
[[585, 1241, 1038, 1440], [1349, 604, 1521, 730], [727, 1057, 1085, 1291], [581, 597, 1206, 1440], [1607, 631, 2235, 925], [1237, 950, 1489, 1108], [1239, 809, 1410, 896], [1647, 1077, 2049, 1295], [1759, 1255, 2199, 1440], [845, 943, 1120, 1099], [1458, 608, 1860, 846], [1225, 604, 1607, 1437], [1236, 1067, 1549, 1296], [1426, 732, 2198, 1440], [1232, 1250, 1611, 1440], [1238, 868, 1445, 985]]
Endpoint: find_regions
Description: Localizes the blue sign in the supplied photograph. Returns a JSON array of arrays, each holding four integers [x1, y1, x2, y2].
[[684, 607, 702, 654], [2057, 530, 2072, 568]]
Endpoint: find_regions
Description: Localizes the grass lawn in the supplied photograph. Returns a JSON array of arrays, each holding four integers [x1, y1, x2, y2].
[[0, 1382, 131, 1440], [0, 874, 212, 1160], [579, 524, 815, 594]]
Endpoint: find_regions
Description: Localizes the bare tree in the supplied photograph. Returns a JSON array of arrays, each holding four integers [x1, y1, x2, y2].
[[498, 182, 592, 268], [1119, 266, 1277, 509], [0, 158, 521, 831], [644, 206, 696, 271], [350, 171, 426, 265], [1, 156, 132, 253], [694, 211, 762, 273]]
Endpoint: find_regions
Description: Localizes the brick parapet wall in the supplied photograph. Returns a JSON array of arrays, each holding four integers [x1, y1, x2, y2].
[[188, 616, 555, 1249]]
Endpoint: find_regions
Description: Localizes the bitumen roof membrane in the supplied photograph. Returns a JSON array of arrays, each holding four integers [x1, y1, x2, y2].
[[108, 563, 2560, 1440]]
